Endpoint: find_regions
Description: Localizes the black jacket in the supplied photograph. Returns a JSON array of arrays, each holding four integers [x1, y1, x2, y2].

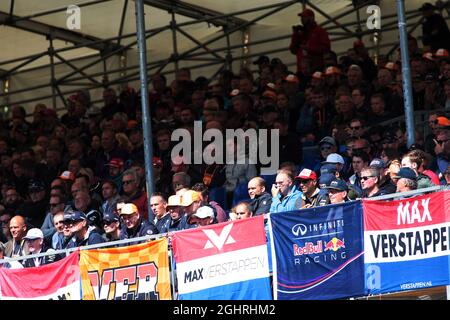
[[249, 192, 272, 215], [120, 219, 158, 240]]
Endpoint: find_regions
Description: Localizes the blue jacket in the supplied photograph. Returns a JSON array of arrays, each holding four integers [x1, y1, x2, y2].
[[269, 186, 303, 213], [120, 219, 158, 241]]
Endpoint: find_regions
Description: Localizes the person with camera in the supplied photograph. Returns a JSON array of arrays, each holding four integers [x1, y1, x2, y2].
[[289, 8, 330, 75]]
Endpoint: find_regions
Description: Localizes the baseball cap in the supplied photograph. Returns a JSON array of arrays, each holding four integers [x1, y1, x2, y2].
[[167, 195, 183, 208], [23, 228, 44, 240], [318, 173, 336, 188], [295, 168, 317, 181], [323, 153, 345, 165], [103, 211, 119, 223], [262, 90, 277, 100], [283, 74, 299, 83], [324, 179, 348, 191], [108, 158, 124, 169], [320, 163, 337, 175], [181, 190, 201, 207], [369, 158, 386, 169], [435, 48, 449, 57], [28, 179, 45, 192], [59, 170, 75, 181], [319, 136, 337, 147], [119, 203, 139, 215], [393, 167, 417, 180], [325, 66, 341, 76], [253, 55, 270, 65], [298, 8, 314, 17], [63, 210, 87, 223], [436, 116, 450, 127], [193, 206, 214, 219]]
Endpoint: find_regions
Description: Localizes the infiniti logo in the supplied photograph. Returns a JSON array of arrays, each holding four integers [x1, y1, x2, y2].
[[292, 224, 307, 237]]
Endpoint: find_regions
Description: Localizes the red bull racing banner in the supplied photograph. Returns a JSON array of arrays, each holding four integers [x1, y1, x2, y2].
[[79, 239, 171, 300], [269, 201, 365, 300], [0, 252, 81, 300], [172, 215, 272, 300], [363, 190, 450, 294]]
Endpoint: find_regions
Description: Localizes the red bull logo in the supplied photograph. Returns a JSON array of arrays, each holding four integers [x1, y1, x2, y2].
[[323, 237, 345, 252], [293, 241, 323, 256]]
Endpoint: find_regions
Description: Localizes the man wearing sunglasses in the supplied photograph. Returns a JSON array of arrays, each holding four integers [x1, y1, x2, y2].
[[296, 168, 328, 208], [314, 136, 338, 173], [360, 167, 386, 198], [102, 211, 121, 242], [118, 203, 157, 241], [270, 170, 302, 213], [64, 210, 106, 248]]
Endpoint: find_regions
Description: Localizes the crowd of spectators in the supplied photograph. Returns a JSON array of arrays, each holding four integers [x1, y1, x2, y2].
[[0, 6, 450, 269]]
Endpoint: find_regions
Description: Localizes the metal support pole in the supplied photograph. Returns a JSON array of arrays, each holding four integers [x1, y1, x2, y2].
[[48, 35, 57, 110], [225, 25, 233, 72], [170, 11, 179, 74], [396, 0, 415, 148], [134, 0, 155, 221]]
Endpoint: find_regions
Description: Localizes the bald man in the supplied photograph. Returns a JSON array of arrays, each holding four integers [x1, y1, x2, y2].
[[248, 177, 272, 215], [4, 215, 28, 258]]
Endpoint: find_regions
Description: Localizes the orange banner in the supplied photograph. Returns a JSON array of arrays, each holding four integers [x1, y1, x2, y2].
[[79, 238, 171, 300]]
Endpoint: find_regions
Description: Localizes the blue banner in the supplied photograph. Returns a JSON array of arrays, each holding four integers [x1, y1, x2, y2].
[[269, 201, 365, 300]]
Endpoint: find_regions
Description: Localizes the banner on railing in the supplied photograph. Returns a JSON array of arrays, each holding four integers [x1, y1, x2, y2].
[[79, 238, 171, 300], [0, 251, 80, 300], [172, 215, 272, 300], [363, 190, 450, 294], [270, 201, 365, 300]]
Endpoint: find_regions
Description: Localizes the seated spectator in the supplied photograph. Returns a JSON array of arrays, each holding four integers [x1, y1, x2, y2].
[[22, 228, 58, 268], [162, 195, 184, 232], [41, 194, 67, 239], [4, 215, 28, 258], [360, 167, 386, 198], [393, 168, 418, 193], [324, 179, 349, 204], [401, 150, 434, 189], [177, 190, 203, 230], [229, 201, 253, 221], [247, 177, 272, 215], [314, 136, 338, 172], [20, 179, 48, 229], [349, 151, 370, 190], [64, 210, 105, 248], [369, 158, 396, 195], [100, 180, 120, 216], [270, 170, 302, 213], [121, 169, 149, 221], [296, 169, 328, 208], [102, 211, 121, 242], [172, 172, 191, 193], [150, 193, 171, 233], [188, 206, 216, 227], [191, 183, 227, 223], [118, 203, 157, 241], [51, 211, 65, 250]]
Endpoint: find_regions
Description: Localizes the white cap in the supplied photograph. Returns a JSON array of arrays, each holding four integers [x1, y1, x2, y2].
[[193, 206, 214, 219], [23, 228, 44, 240], [325, 153, 345, 164]]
